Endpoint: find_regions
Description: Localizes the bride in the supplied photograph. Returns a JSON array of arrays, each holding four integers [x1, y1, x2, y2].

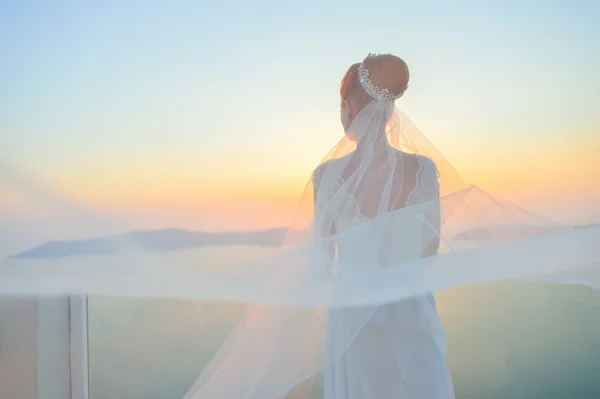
[[315, 54, 454, 398], [181, 53, 461, 399]]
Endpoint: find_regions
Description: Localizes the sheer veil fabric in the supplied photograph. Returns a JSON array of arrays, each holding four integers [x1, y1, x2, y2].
[[1, 54, 599, 398]]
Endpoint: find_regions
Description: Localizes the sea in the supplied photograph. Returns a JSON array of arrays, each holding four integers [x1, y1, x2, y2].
[[86, 270, 600, 398], [1, 246, 599, 398]]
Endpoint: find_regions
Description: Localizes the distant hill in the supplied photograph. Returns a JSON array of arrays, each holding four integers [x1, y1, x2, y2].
[[452, 224, 567, 242], [574, 223, 600, 229], [13, 228, 291, 259], [452, 223, 598, 242], [12, 223, 598, 259]]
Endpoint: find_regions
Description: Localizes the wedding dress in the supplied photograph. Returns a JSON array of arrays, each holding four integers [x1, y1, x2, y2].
[[317, 151, 454, 398]]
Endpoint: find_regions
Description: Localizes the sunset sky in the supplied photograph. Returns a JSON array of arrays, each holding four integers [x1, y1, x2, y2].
[[1, 0, 599, 254]]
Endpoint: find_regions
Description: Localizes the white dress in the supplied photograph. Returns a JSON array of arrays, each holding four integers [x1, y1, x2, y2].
[[318, 153, 455, 399]]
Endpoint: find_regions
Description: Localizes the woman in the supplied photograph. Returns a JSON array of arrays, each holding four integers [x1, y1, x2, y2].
[[313, 53, 454, 398]]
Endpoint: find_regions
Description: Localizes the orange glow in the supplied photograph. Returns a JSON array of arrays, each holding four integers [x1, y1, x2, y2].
[[4, 129, 598, 230], [453, 135, 600, 197]]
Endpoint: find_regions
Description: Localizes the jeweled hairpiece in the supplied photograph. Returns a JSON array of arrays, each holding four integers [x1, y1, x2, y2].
[[358, 53, 405, 102]]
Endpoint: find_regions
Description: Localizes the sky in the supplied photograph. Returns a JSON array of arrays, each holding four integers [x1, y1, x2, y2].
[[1, 0, 600, 253]]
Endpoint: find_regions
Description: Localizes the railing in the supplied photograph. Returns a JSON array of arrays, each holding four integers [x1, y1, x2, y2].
[[0, 296, 89, 399], [68, 296, 90, 399]]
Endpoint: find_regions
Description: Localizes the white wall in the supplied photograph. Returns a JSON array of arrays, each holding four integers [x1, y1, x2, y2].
[[0, 298, 38, 399], [0, 297, 86, 399]]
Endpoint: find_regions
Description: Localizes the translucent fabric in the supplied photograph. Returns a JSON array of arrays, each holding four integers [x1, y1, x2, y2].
[[1, 101, 599, 398]]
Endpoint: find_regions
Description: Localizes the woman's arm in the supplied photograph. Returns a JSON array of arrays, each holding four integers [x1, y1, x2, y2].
[[407, 156, 441, 258]]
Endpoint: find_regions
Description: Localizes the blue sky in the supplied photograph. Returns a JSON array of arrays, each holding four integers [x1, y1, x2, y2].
[[2, 1, 598, 163], [1, 0, 599, 253]]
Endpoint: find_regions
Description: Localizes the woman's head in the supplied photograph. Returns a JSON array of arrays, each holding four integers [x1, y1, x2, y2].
[[340, 54, 410, 137]]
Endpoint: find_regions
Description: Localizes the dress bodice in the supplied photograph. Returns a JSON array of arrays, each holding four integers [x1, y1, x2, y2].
[[316, 153, 440, 270]]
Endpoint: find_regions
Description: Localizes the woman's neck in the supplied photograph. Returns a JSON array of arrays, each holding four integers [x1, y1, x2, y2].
[[354, 126, 389, 154]]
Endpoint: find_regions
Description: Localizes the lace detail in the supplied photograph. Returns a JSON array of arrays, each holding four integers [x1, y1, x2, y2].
[[406, 156, 440, 206]]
